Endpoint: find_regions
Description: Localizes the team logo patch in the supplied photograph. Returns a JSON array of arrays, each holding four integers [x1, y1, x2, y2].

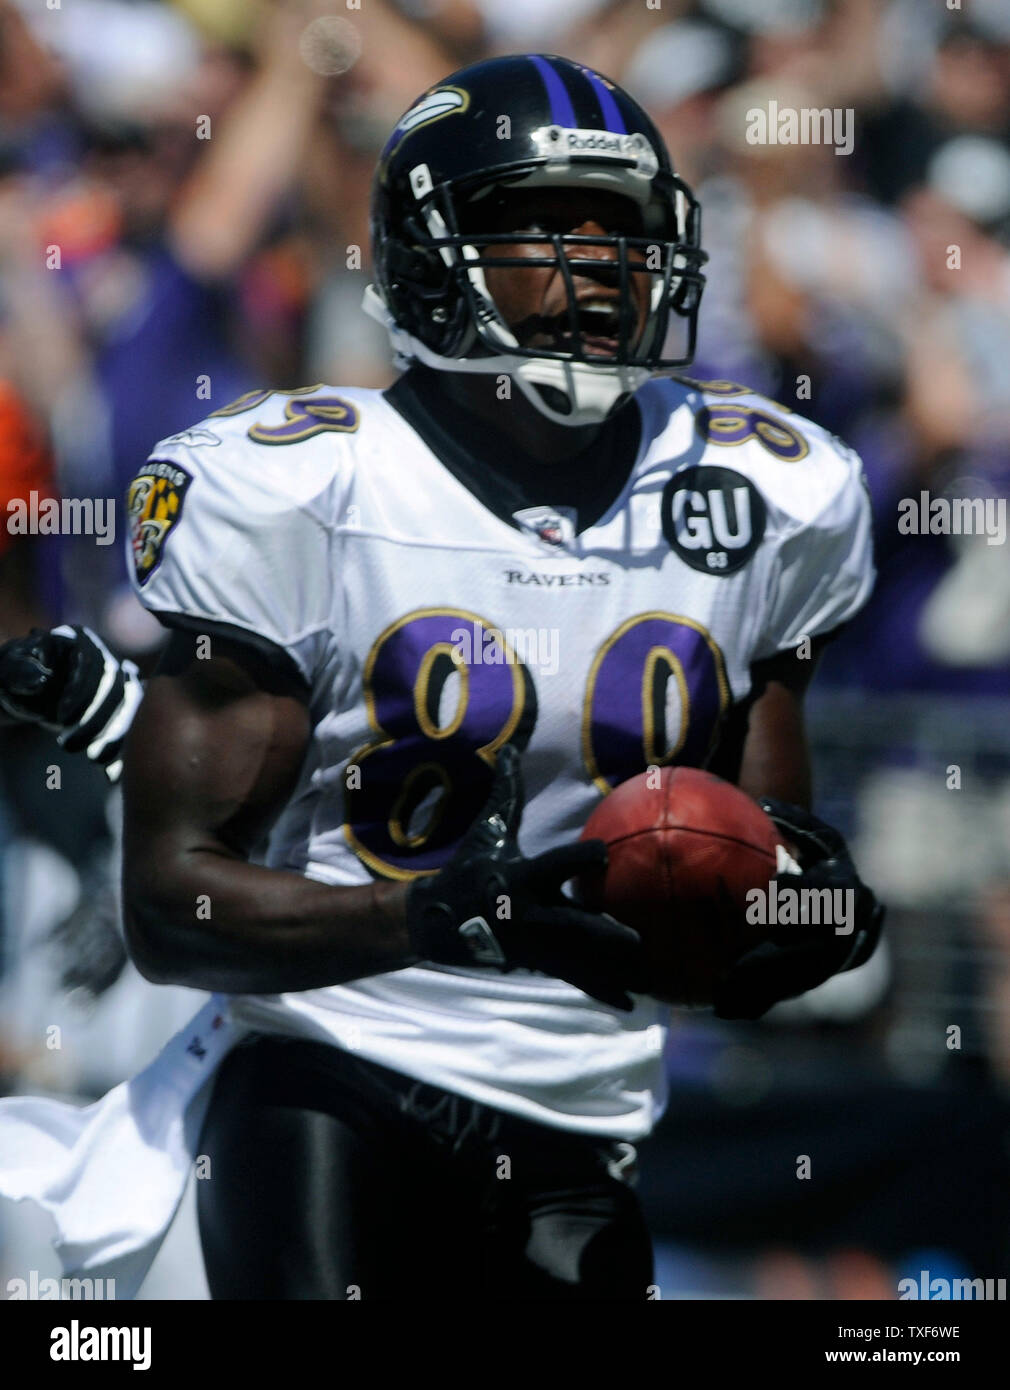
[[661, 465, 766, 576], [127, 460, 193, 586], [382, 86, 469, 156]]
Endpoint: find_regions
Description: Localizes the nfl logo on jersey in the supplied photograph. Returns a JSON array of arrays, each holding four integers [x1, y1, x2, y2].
[[512, 506, 577, 549]]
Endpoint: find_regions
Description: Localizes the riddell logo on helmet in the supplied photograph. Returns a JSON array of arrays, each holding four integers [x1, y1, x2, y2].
[[568, 132, 622, 153], [564, 131, 648, 159], [533, 126, 657, 172]]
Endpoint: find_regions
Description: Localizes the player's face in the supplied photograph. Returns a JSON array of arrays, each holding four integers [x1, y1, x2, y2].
[[464, 188, 652, 359]]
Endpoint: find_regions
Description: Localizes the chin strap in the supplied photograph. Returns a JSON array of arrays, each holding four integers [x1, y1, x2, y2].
[[363, 284, 651, 427], [512, 357, 650, 426]]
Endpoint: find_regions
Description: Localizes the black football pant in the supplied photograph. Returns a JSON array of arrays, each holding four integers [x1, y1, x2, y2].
[[196, 1032, 653, 1300]]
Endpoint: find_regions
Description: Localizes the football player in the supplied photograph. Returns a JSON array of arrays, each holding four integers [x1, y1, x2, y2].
[[10, 56, 884, 1300]]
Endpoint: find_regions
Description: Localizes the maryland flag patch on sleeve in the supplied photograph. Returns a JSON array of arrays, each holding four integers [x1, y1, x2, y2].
[[127, 460, 193, 586]]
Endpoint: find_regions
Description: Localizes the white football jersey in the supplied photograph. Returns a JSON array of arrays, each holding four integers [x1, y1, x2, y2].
[[126, 374, 874, 1139]]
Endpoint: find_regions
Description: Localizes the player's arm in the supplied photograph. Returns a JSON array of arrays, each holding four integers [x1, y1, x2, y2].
[[709, 640, 829, 809], [121, 634, 412, 993], [704, 431, 884, 1017], [122, 635, 641, 1006], [707, 634, 884, 1020]]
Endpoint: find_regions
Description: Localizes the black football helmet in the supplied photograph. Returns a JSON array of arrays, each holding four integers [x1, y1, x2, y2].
[[364, 53, 707, 426]]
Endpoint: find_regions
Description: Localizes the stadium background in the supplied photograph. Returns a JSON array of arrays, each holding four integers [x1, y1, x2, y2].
[[1, 0, 1009, 1299]]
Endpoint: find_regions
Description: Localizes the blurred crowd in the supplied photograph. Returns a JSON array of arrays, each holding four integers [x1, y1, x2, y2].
[[1, 0, 1009, 1300], [0, 0, 1007, 680]]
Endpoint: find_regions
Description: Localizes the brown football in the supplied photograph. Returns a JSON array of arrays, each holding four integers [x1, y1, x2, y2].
[[578, 766, 790, 1006]]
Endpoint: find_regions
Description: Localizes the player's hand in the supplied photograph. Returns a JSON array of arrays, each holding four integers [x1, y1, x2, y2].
[[405, 744, 643, 1011], [0, 625, 68, 724], [0, 625, 143, 780], [712, 799, 884, 1021]]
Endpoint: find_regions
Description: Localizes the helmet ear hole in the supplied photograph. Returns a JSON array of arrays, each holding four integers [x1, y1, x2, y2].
[[388, 240, 445, 290]]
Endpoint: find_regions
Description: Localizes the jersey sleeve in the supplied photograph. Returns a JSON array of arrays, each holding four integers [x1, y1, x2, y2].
[[752, 434, 876, 659], [125, 421, 338, 687]]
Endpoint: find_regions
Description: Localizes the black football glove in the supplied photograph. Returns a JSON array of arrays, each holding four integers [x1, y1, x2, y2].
[[712, 799, 885, 1021], [0, 625, 143, 781], [406, 744, 643, 1011]]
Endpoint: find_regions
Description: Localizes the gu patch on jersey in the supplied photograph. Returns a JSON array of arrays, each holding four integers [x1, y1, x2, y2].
[[661, 464, 766, 575], [127, 460, 193, 586]]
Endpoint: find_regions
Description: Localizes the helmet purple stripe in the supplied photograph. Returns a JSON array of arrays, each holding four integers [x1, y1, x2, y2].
[[582, 68, 626, 134], [527, 54, 576, 129]]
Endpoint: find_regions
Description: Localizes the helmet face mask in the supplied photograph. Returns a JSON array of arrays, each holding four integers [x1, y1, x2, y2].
[[366, 55, 708, 425]]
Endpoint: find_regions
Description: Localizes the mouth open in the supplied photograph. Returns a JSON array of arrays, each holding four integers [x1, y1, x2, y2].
[[522, 299, 632, 357]]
